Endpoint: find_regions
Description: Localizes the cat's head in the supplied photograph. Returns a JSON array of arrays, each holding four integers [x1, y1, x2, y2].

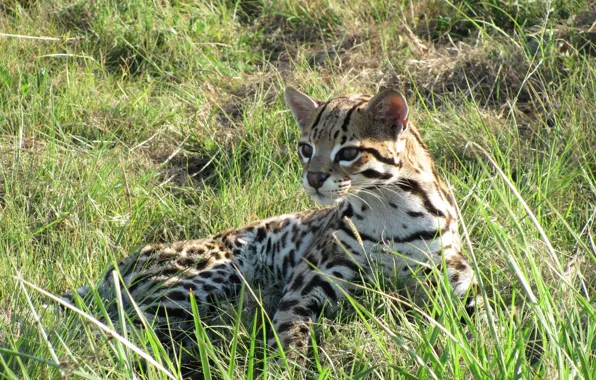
[[286, 86, 410, 205]]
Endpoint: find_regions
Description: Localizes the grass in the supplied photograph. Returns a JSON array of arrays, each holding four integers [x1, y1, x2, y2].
[[1, 0, 595, 378]]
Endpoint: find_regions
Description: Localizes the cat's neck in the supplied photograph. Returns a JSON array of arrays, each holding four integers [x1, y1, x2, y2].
[[340, 131, 454, 240]]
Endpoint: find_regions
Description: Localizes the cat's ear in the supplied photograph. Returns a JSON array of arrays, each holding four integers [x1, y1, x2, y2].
[[366, 88, 409, 137], [285, 86, 319, 130]]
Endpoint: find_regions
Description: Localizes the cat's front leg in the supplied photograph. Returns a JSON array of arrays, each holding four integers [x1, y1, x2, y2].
[[268, 256, 360, 357]]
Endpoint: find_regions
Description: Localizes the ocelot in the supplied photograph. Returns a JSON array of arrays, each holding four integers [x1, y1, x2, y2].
[[63, 86, 478, 355]]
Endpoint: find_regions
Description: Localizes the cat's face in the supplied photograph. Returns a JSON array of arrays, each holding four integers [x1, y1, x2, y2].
[[286, 87, 410, 205]]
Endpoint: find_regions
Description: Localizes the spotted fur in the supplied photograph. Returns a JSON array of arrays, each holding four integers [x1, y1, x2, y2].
[[64, 86, 478, 356]]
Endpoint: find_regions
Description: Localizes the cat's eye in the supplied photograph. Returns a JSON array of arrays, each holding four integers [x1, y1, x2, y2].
[[336, 147, 359, 162], [300, 144, 313, 159]]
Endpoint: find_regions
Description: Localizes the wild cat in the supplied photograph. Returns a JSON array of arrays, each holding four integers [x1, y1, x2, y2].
[[63, 86, 478, 356]]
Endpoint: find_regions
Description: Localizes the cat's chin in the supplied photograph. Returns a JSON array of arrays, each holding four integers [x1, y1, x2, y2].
[[309, 193, 344, 206]]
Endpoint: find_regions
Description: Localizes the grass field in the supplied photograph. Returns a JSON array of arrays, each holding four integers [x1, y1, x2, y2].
[[1, 0, 595, 378]]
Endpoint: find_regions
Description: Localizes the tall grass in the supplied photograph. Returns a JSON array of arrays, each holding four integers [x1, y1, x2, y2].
[[1, 0, 594, 378]]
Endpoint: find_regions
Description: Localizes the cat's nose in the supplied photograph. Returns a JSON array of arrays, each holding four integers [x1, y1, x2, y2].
[[306, 171, 329, 190]]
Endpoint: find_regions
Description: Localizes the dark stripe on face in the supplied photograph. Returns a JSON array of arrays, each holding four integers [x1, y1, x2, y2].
[[310, 101, 330, 131], [359, 147, 397, 166], [397, 179, 446, 218], [358, 169, 393, 180], [340, 101, 366, 132]]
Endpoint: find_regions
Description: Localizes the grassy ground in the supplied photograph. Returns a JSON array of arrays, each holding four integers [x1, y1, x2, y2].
[[1, 0, 595, 378]]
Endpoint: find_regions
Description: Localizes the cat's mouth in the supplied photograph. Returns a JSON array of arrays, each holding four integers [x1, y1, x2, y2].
[[310, 193, 343, 205], [305, 189, 347, 206], [302, 175, 351, 205]]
